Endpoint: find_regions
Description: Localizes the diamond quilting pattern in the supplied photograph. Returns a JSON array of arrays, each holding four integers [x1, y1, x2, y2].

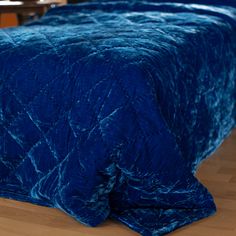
[[0, 1, 236, 235]]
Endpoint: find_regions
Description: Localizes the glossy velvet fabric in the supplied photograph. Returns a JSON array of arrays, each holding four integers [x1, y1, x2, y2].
[[0, 1, 236, 235]]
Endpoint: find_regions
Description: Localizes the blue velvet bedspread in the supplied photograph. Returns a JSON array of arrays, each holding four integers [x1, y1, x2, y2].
[[0, 1, 235, 235]]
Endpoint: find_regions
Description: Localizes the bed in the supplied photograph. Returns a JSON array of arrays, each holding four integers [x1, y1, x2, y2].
[[0, 0, 235, 235]]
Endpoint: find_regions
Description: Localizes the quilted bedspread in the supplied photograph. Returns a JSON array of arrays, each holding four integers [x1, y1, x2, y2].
[[0, 0, 236, 235]]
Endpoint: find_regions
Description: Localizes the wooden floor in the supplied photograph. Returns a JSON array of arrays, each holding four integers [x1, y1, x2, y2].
[[0, 130, 235, 236]]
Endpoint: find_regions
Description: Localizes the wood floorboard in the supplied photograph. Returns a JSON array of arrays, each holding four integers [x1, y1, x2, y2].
[[0, 130, 235, 236]]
